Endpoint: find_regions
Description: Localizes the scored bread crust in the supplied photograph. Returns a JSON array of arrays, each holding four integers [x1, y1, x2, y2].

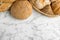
[[0, 0, 16, 12], [29, 0, 56, 17], [0, 3, 12, 12], [51, 0, 60, 15], [0, 0, 16, 3]]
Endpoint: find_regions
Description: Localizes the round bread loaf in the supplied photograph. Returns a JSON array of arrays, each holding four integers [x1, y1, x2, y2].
[[11, 1, 32, 19], [0, 0, 15, 12]]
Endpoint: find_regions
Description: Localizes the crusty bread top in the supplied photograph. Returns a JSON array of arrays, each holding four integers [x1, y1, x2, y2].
[[29, 0, 51, 9], [0, 0, 16, 3]]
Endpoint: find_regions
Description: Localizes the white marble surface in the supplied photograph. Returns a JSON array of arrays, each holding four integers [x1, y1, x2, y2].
[[0, 9, 60, 40]]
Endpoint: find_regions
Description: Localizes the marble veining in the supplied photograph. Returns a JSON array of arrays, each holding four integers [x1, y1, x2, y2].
[[0, 10, 60, 40]]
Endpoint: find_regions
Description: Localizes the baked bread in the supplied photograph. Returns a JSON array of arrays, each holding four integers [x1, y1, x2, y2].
[[11, 1, 32, 20], [50, 0, 60, 2], [29, 0, 56, 17], [0, 0, 15, 12], [51, 0, 60, 15], [20, 0, 28, 1], [0, 0, 15, 3]]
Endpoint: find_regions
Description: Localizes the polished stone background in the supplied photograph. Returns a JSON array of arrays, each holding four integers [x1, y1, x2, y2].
[[0, 10, 60, 40]]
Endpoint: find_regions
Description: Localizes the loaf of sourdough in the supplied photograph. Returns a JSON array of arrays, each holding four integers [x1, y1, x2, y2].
[[11, 1, 32, 19], [29, 0, 56, 17], [51, 0, 60, 15], [0, 0, 15, 12]]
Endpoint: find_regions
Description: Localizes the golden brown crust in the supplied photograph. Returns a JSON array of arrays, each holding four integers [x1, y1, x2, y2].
[[29, 0, 56, 17], [19, 0, 28, 1], [51, 0, 60, 15], [41, 5, 55, 16], [0, 0, 16, 3], [11, 1, 32, 19], [0, 3, 12, 12], [0, 0, 16, 12], [50, 0, 60, 2]]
